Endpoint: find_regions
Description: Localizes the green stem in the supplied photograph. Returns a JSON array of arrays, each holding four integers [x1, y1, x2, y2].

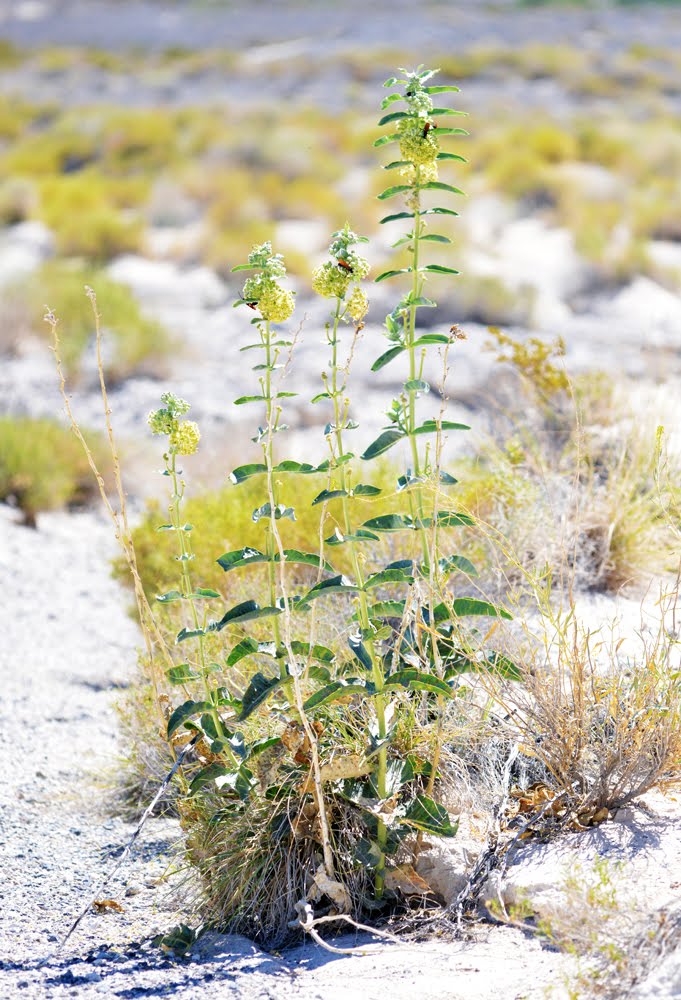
[[168, 453, 232, 757], [406, 172, 430, 574], [262, 321, 284, 660], [328, 299, 388, 897]]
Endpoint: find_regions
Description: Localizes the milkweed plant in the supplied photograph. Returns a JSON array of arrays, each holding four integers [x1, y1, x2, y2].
[[145, 67, 518, 943]]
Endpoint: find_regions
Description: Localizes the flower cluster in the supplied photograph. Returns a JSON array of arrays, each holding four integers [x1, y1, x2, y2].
[[398, 72, 440, 183], [148, 392, 200, 455], [239, 241, 295, 323], [312, 224, 369, 322]]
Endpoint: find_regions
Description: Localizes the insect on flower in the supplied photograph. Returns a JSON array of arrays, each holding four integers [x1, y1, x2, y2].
[[336, 258, 354, 273], [422, 121, 433, 138], [245, 301, 258, 310]]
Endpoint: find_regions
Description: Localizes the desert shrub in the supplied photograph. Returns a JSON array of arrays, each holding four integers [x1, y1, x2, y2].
[[33, 173, 145, 260], [0, 416, 113, 526], [22, 260, 171, 379]]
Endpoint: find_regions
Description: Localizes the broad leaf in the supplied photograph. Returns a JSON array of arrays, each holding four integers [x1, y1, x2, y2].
[[361, 429, 404, 460], [379, 211, 415, 224], [363, 568, 414, 590], [438, 554, 478, 578], [404, 378, 430, 393], [156, 590, 183, 604], [348, 633, 373, 671], [325, 528, 379, 546], [167, 699, 210, 738], [304, 679, 367, 711], [312, 488, 348, 506], [216, 600, 283, 630], [229, 463, 266, 484], [452, 598, 512, 620], [362, 514, 414, 532], [422, 264, 460, 275], [299, 575, 360, 605], [413, 418, 470, 435], [404, 795, 458, 837], [218, 547, 268, 572], [371, 345, 405, 372], [166, 663, 200, 685], [238, 673, 285, 721], [384, 669, 452, 698], [375, 268, 412, 283], [377, 111, 411, 126], [353, 483, 382, 497]]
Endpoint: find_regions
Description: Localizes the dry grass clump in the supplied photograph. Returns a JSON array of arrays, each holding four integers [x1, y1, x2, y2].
[[0, 416, 114, 526], [506, 597, 681, 820], [452, 332, 681, 599]]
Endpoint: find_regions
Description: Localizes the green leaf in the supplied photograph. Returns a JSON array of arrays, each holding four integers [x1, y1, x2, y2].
[[166, 664, 200, 685], [156, 590, 183, 604], [176, 626, 207, 643], [373, 132, 400, 147], [325, 528, 379, 546], [363, 567, 414, 590], [369, 600, 406, 618], [229, 463, 266, 484], [375, 268, 412, 283], [348, 633, 373, 671], [234, 394, 266, 405], [311, 391, 331, 403], [437, 152, 467, 162], [218, 547, 268, 572], [452, 598, 512, 620], [431, 127, 469, 138], [421, 181, 466, 195], [377, 110, 411, 126], [384, 669, 452, 698], [421, 207, 459, 217], [362, 514, 414, 532], [312, 488, 348, 506], [413, 418, 470, 435], [238, 673, 286, 721], [353, 483, 382, 497], [361, 429, 404, 460], [424, 85, 461, 94], [404, 378, 430, 394], [252, 502, 296, 523], [381, 93, 403, 108], [273, 460, 318, 474], [419, 234, 452, 244], [383, 159, 410, 170], [438, 554, 477, 578], [189, 761, 231, 795], [167, 699, 210, 738], [299, 575, 360, 605], [226, 637, 260, 667], [430, 107, 467, 117], [379, 211, 415, 224], [215, 600, 283, 630], [371, 345, 405, 372], [378, 184, 413, 200], [434, 510, 475, 527], [231, 263, 258, 272], [290, 641, 335, 664], [422, 264, 460, 275], [439, 471, 458, 486], [304, 679, 367, 711], [404, 795, 458, 837], [278, 549, 333, 571]]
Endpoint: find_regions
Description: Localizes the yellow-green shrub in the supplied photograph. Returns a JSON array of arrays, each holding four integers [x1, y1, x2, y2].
[[23, 261, 171, 379], [0, 416, 112, 525]]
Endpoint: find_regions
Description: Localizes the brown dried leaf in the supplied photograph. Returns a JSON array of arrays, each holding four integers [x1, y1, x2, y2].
[[92, 898, 124, 913], [384, 864, 432, 896], [309, 864, 351, 912]]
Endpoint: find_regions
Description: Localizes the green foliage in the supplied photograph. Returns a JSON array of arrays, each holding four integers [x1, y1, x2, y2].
[[19, 261, 171, 379], [0, 416, 112, 524]]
